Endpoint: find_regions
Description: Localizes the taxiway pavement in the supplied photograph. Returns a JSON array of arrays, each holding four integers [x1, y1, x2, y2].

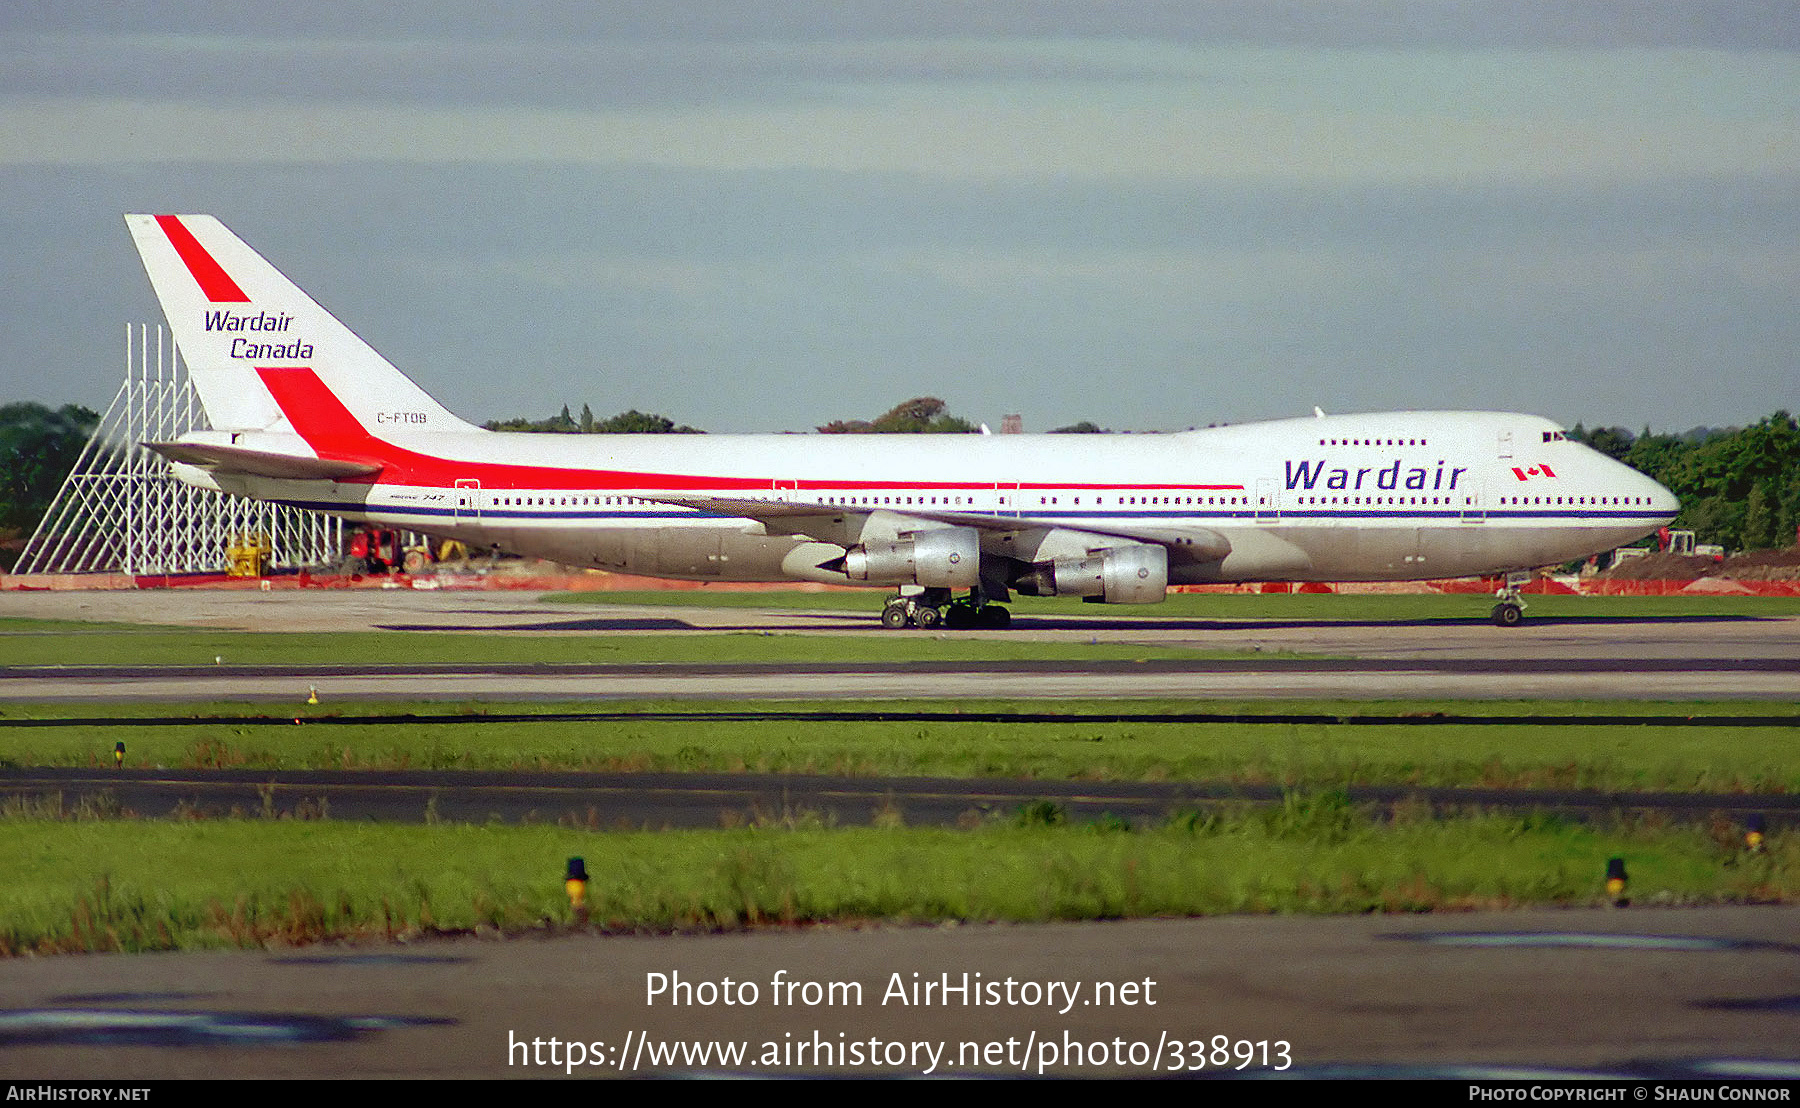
[[2, 589, 1796, 701], [2, 906, 1795, 1078]]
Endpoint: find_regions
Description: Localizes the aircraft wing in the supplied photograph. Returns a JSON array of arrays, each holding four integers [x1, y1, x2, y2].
[[646, 494, 1232, 560], [144, 441, 383, 481], [655, 495, 844, 522]]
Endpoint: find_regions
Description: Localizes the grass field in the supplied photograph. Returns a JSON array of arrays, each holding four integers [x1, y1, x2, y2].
[[3, 807, 1789, 955], [3, 698, 1795, 792], [0, 596, 1793, 948]]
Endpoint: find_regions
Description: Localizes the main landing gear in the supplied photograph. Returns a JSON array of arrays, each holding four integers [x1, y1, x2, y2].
[[881, 588, 1011, 630], [1490, 570, 1531, 627]]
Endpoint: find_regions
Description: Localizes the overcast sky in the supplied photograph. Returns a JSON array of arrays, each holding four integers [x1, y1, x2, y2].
[[2, 2, 1795, 433]]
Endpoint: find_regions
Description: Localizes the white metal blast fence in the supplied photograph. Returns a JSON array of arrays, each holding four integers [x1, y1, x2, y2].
[[15, 325, 344, 576]]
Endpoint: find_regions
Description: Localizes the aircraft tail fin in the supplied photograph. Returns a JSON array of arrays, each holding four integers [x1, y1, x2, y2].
[[124, 214, 478, 435]]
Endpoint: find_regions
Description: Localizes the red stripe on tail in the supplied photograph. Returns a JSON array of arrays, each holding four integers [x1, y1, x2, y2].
[[155, 215, 250, 303], [256, 367, 385, 483]]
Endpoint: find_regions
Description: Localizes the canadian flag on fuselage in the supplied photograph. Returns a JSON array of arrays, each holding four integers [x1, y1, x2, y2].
[[123, 214, 477, 438]]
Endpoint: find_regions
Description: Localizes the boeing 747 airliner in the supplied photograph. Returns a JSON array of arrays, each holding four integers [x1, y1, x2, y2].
[[126, 215, 1679, 628]]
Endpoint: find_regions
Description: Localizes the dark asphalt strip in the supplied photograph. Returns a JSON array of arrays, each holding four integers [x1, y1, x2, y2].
[[3, 709, 1796, 727], [3, 657, 1796, 678], [4, 768, 1794, 828]]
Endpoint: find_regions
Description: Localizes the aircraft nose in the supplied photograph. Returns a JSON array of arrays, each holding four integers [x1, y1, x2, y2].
[[1634, 467, 1680, 524], [1652, 479, 1681, 524], [1595, 448, 1679, 524]]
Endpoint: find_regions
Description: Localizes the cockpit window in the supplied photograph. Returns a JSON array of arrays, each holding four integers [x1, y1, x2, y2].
[[1541, 430, 1566, 442]]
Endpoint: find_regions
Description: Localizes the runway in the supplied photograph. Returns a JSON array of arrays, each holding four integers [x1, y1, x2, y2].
[[7, 585, 1800, 659], [8, 663, 1798, 702], [2, 590, 1797, 701]]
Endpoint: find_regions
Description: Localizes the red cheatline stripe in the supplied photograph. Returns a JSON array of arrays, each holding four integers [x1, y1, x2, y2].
[[154, 215, 249, 303]]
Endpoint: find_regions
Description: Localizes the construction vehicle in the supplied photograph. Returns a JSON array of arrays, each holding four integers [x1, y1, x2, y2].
[[343, 526, 415, 575], [225, 532, 272, 577], [342, 527, 466, 575]]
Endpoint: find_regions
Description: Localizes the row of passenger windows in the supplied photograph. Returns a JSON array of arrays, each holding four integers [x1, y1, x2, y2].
[[492, 492, 1255, 510], [1313, 433, 1569, 448], [491, 491, 1649, 511], [1500, 496, 1651, 506], [1296, 496, 1466, 506], [490, 491, 1650, 510], [497, 496, 648, 507], [816, 495, 1247, 508], [823, 496, 970, 507], [1289, 495, 1654, 508], [1085, 496, 1247, 507]]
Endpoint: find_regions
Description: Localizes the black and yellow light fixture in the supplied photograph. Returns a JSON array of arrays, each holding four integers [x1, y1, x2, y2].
[[565, 857, 589, 916], [1605, 857, 1628, 906], [1745, 814, 1767, 854]]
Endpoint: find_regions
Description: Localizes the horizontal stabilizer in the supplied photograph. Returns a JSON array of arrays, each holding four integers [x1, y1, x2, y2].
[[144, 441, 382, 481]]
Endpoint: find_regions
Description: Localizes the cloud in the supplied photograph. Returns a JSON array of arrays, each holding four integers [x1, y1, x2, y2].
[[1, 16, 1794, 432], [5, 74, 1795, 187]]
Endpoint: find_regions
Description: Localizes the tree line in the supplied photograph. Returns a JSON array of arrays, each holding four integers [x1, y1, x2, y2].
[[490, 397, 1107, 436], [482, 403, 701, 434], [0, 402, 99, 569], [6, 399, 1797, 570], [1571, 411, 1800, 552]]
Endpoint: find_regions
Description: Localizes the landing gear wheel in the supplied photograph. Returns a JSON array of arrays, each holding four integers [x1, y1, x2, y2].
[[880, 599, 911, 629], [1490, 571, 1530, 628], [943, 603, 975, 630], [912, 605, 943, 629], [978, 605, 1011, 629]]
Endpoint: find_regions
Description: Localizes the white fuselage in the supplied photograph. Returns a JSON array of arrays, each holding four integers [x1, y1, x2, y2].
[[189, 410, 1678, 588], [128, 214, 1680, 603]]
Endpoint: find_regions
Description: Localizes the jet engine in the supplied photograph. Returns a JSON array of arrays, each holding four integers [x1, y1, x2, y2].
[[840, 526, 981, 588], [1017, 543, 1167, 604]]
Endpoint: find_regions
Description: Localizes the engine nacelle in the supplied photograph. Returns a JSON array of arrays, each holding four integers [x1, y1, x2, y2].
[[841, 526, 980, 588], [1019, 544, 1168, 604]]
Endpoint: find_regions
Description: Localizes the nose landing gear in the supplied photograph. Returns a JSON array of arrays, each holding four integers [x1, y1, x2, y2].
[[1491, 571, 1531, 627]]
